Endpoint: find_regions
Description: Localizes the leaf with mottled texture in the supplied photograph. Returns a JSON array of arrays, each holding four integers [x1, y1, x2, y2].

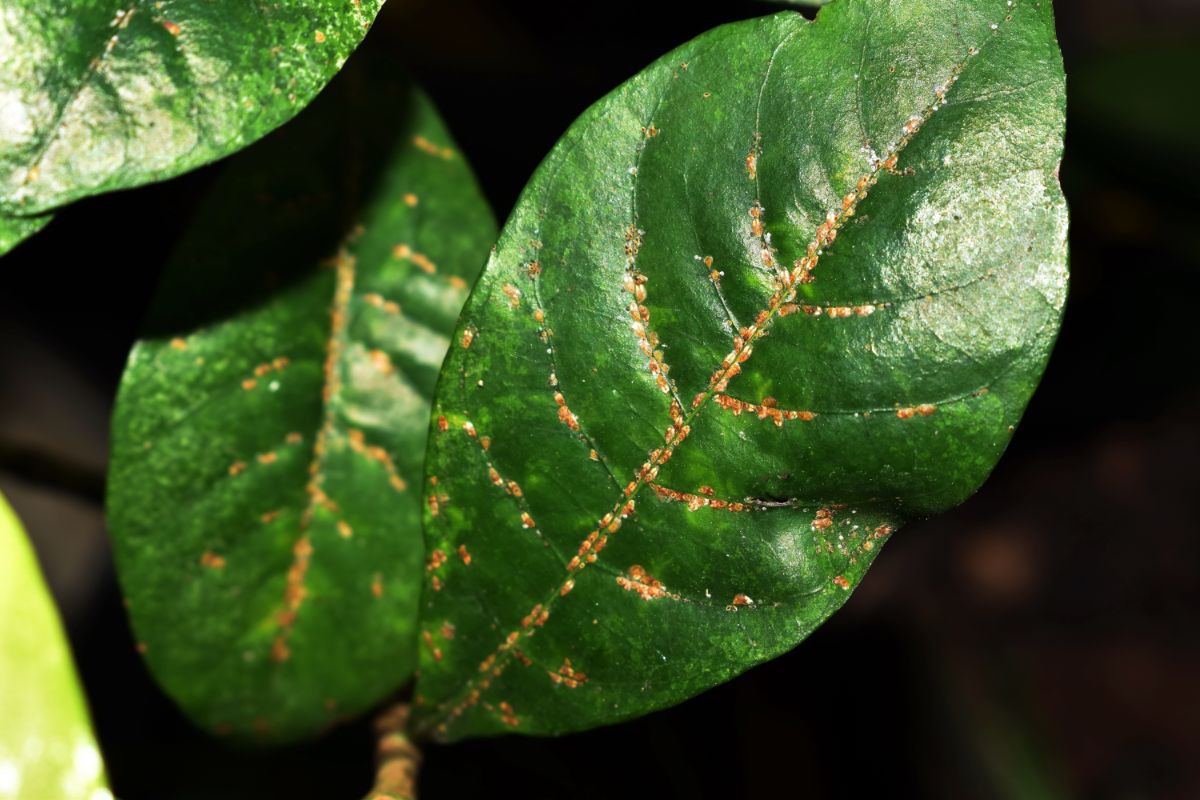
[[0, 492, 111, 800], [0, 0, 383, 214], [106, 64, 496, 743], [413, 0, 1067, 741]]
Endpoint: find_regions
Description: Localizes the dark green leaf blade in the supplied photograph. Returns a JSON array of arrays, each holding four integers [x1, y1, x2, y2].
[[0, 0, 383, 215], [106, 66, 496, 743], [0, 492, 111, 799], [413, 0, 1066, 741]]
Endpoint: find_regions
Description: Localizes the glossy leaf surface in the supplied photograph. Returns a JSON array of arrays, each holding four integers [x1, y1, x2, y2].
[[0, 0, 383, 214], [413, 0, 1067, 741], [0, 492, 110, 800], [107, 65, 496, 743]]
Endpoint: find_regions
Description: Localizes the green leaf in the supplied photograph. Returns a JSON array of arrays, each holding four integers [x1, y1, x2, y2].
[[0, 212, 50, 257], [0, 491, 111, 800], [413, 0, 1066, 741], [106, 64, 496, 743], [0, 0, 384, 215]]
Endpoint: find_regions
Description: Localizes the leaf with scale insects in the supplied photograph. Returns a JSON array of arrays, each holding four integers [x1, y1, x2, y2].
[[0, 0, 383, 215], [412, 0, 1066, 741], [106, 64, 496, 743]]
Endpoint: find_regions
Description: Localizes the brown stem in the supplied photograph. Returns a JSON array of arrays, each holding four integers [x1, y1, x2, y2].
[[365, 703, 421, 800]]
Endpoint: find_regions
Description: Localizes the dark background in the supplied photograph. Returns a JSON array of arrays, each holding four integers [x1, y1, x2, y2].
[[2, 0, 1197, 797]]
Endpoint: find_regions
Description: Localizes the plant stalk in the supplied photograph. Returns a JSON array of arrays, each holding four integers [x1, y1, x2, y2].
[[365, 703, 421, 800]]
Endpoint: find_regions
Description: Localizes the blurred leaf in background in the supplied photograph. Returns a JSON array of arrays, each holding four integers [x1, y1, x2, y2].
[[0, 491, 110, 800]]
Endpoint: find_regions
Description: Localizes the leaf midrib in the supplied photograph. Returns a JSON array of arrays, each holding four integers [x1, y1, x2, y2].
[[270, 248, 356, 661]]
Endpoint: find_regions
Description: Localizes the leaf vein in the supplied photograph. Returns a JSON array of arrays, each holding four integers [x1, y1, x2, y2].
[[17, 1, 144, 198]]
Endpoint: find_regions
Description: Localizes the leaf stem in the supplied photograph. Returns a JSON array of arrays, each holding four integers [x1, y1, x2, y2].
[[365, 703, 422, 800]]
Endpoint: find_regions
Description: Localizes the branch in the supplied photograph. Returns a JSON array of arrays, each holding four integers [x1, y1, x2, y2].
[[365, 703, 421, 800]]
